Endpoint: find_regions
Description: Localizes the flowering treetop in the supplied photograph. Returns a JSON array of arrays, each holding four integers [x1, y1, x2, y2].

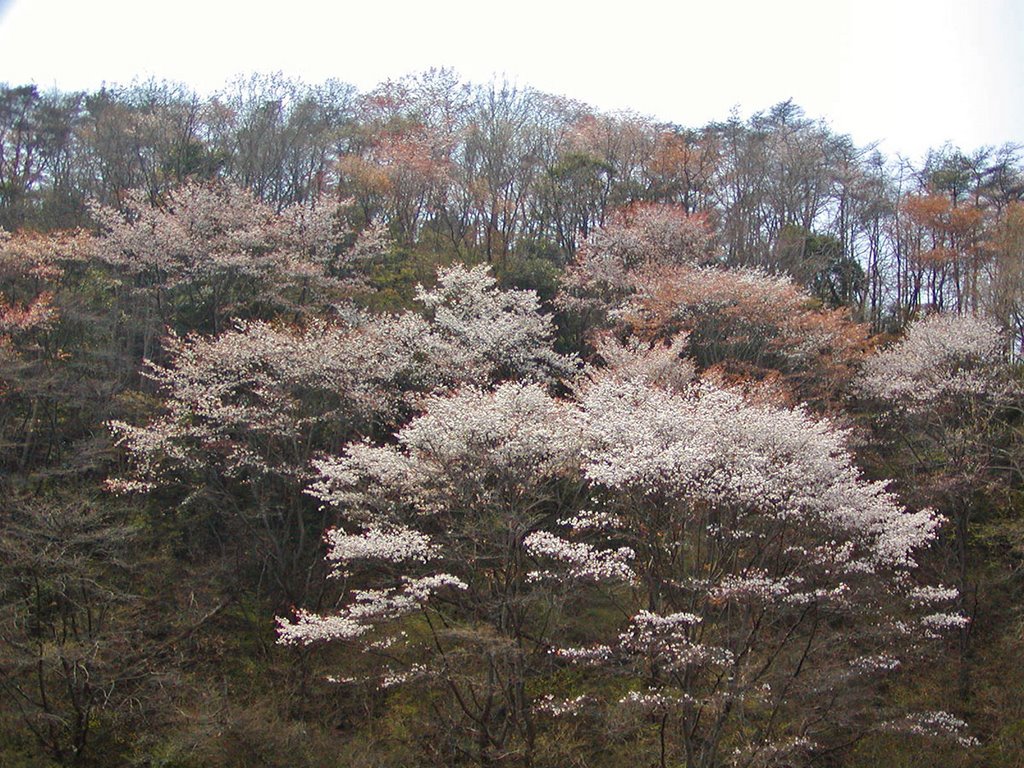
[[414, 263, 576, 385], [858, 312, 1010, 409], [89, 181, 387, 330]]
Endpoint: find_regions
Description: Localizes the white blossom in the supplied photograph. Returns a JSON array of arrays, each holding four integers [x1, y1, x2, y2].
[[524, 531, 635, 582], [619, 689, 695, 714], [920, 612, 971, 632], [849, 654, 902, 674], [884, 711, 977, 747], [553, 645, 614, 665], [858, 313, 1009, 409], [579, 377, 941, 567], [402, 573, 469, 601], [324, 525, 438, 566], [557, 509, 624, 531], [534, 694, 592, 717], [276, 609, 370, 645], [909, 584, 960, 606], [710, 571, 796, 603], [415, 263, 576, 384]]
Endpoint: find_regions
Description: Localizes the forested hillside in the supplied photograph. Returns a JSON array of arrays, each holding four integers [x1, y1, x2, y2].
[[1, 70, 1023, 767]]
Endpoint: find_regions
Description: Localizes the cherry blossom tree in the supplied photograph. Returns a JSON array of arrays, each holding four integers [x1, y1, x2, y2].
[[414, 262, 575, 385], [280, 340, 965, 766], [88, 180, 385, 346], [106, 318, 404, 602], [103, 311, 464, 603], [858, 313, 1011, 410], [279, 382, 585, 765], [528, 367, 963, 767], [857, 312, 1019, 700]]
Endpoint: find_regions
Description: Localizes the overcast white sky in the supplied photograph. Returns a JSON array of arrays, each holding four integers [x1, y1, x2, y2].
[[1, 0, 1020, 162]]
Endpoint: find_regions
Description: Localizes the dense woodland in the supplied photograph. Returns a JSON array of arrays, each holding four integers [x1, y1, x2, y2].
[[2, 70, 1024, 767]]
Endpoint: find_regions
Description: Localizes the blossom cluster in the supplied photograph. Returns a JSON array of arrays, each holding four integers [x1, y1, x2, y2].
[[534, 694, 592, 717], [578, 376, 941, 567], [276, 574, 467, 646], [324, 525, 438, 567], [88, 182, 378, 326], [617, 611, 733, 672], [415, 263, 576, 384], [883, 711, 978, 748], [578, 203, 714, 272], [524, 531, 635, 582], [557, 203, 715, 319], [858, 312, 1010, 409]]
